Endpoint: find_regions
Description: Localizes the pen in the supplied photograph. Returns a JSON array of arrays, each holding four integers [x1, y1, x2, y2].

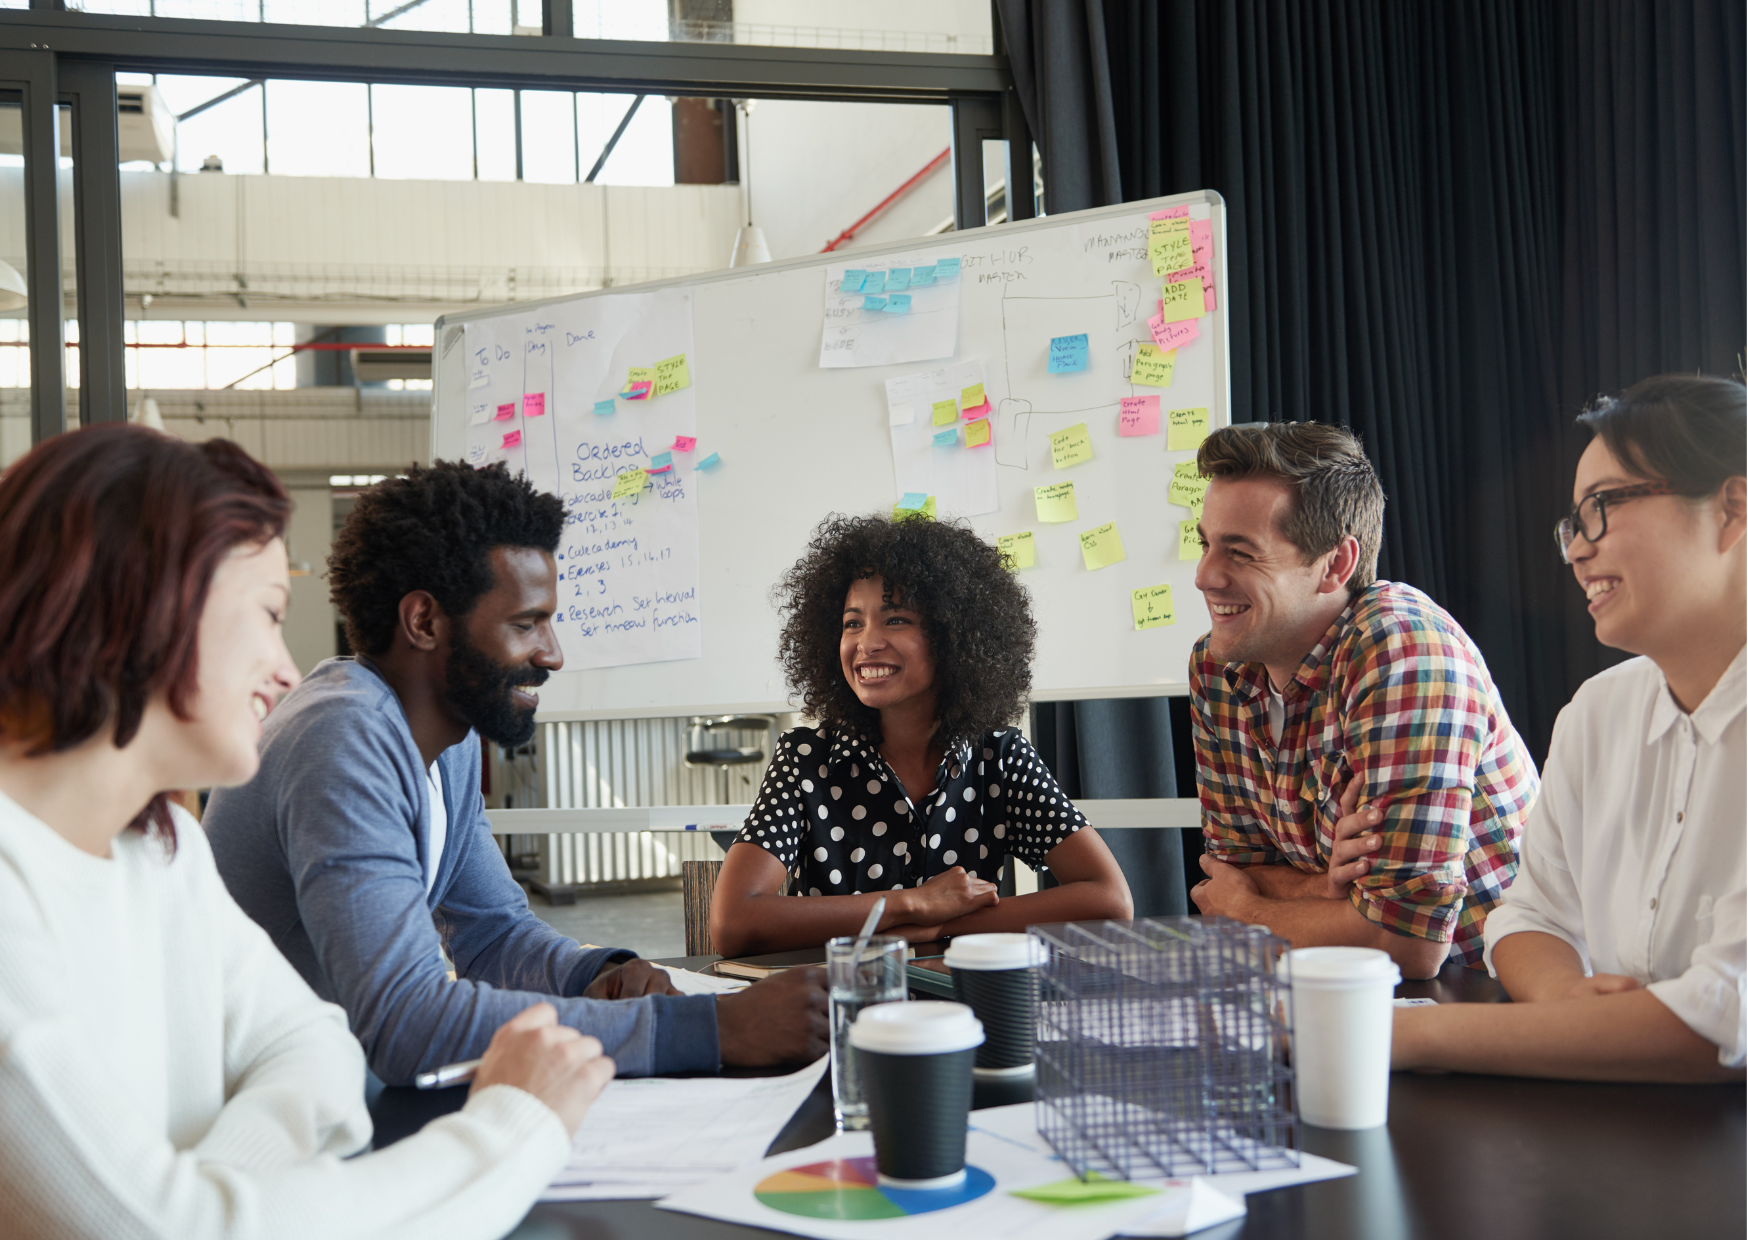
[[414, 1057, 482, 1090]]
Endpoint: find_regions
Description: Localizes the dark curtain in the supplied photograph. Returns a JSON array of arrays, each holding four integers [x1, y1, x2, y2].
[[994, 0, 1125, 211], [1005, 0, 1746, 762], [1029, 699, 1190, 917]]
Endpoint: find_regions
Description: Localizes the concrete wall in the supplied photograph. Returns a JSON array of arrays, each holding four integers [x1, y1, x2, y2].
[[283, 487, 338, 676]]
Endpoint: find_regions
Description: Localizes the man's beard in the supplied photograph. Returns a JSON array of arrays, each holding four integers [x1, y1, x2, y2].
[[444, 625, 549, 747]]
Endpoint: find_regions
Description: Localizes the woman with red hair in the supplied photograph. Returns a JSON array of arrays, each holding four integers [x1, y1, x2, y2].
[[0, 426, 612, 1238]]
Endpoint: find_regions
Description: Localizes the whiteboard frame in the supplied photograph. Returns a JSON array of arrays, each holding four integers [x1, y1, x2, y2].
[[434, 190, 1227, 721]]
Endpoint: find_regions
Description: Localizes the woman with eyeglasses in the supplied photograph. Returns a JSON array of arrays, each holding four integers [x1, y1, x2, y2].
[[0, 426, 613, 1239], [1391, 373, 1745, 1081]]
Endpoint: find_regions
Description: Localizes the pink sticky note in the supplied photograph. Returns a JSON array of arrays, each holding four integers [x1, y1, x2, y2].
[[1188, 219, 1213, 264], [673, 436, 697, 452], [647, 464, 672, 474], [1167, 262, 1217, 312], [501, 430, 522, 448], [523, 392, 546, 418], [1150, 205, 1191, 220], [494, 402, 516, 421], [625, 382, 652, 401], [1151, 313, 1201, 351], [962, 399, 993, 421], [1119, 395, 1160, 437]]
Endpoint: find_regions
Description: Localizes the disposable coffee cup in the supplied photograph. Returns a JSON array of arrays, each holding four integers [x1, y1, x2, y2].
[[1287, 947, 1401, 1130], [849, 1001, 984, 1188], [944, 933, 1047, 1076]]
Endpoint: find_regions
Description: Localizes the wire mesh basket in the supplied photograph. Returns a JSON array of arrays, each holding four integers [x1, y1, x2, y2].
[[1031, 917, 1299, 1180]]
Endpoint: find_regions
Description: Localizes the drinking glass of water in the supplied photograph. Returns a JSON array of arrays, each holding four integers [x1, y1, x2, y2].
[[826, 935, 907, 1130]]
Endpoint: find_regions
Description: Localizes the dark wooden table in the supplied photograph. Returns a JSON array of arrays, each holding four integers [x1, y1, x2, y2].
[[372, 961, 1746, 1240]]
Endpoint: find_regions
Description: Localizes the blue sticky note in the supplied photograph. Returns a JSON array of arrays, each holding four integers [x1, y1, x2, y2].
[[933, 428, 958, 447], [882, 294, 912, 314], [936, 257, 962, 281], [886, 267, 911, 291], [697, 452, 721, 469], [863, 295, 888, 311], [897, 492, 927, 510], [1048, 333, 1090, 373], [841, 269, 867, 294], [649, 451, 672, 469], [863, 271, 888, 293], [592, 398, 615, 416], [910, 264, 937, 285]]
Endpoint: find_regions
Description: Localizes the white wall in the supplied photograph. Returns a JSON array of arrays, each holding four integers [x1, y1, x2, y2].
[[283, 486, 338, 676]]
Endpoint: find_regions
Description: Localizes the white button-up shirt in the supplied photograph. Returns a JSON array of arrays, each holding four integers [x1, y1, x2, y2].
[[1484, 648, 1746, 1066]]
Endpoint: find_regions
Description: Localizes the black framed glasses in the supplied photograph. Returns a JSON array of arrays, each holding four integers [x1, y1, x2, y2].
[[1554, 482, 1678, 563]]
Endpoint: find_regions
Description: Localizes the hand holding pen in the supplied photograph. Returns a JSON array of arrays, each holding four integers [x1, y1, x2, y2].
[[416, 1003, 616, 1138]]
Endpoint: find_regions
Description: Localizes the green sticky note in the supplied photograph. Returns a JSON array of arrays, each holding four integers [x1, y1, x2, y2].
[[611, 469, 648, 500], [961, 382, 985, 408], [1149, 231, 1194, 276], [964, 418, 992, 448], [1011, 1174, 1161, 1205], [893, 495, 937, 522], [1179, 518, 1203, 560], [1078, 520, 1126, 570], [653, 353, 690, 396], [997, 530, 1035, 569], [1132, 583, 1177, 630], [1050, 422, 1095, 469], [1034, 481, 1078, 523], [1131, 343, 1176, 388], [1167, 405, 1210, 451], [1158, 277, 1204, 323], [1169, 460, 1209, 513], [932, 399, 960, 426]]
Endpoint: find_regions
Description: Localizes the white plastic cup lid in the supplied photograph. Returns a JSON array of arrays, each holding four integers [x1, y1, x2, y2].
[[943, 933, 1048, 972], [1287, 946, 1402, 989], [849, 1001, 985, 1055]]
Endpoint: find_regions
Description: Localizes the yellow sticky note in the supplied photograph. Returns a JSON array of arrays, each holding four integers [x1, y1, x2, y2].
[[1132, 583, 1176, 630], [964, 418, 992, 448], [1132, 343, 1177, 388], [611, 468, 648, 500], [1049, 422, 1095, 469], [653, 353, 690, 396], [997, 531, 1035, 569], [1158, 277, 1204, 323], [1167, 406, 1210, 451], [932, 399, 960, 426], [626, 366, 654, 389], [1169, 460, 1209, 513], [1150, 231, 1194, 275], [1179, 518, 1203, 560], [960, 382, 985, 408], [1034, 481, 1078, 523], [1078, 521, 1126, 570], [893, 495, 937, 522]]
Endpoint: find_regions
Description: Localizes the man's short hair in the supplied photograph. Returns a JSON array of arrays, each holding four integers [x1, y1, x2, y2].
[[328, 461, 565, 656], [1196, 422, 1385, 598]]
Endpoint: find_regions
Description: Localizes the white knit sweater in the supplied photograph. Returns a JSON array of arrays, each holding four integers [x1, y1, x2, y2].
[[0, 791, 571, 1240]]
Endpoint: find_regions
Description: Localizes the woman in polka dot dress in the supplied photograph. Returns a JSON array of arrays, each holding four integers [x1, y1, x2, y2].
[[710, 513, 1133, 956]]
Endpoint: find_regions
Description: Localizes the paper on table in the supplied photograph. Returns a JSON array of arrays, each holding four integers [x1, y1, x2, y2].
[[1131, 344, 1177, 388], [543, 1056, 828, 1201], [1050, 422, 1095, 469], [884, 359, 997, 517], [655, 964, 748, 994], [1119, 395, 1160, 437], [1034, 481, 1078, 523], [822, 251, 962, 368], [998, 530, 1035, 568], [1133, 584, 1176, 630], [656, 1104, 1174, 1240], [1079, 521, 1126, 570], [1167, 406, 1210, 451]]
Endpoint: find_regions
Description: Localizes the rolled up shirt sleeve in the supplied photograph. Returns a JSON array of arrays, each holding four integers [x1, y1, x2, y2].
[[1646, 891, 1747, 1068]]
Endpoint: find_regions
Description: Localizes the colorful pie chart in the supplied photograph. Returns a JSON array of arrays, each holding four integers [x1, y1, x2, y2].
[[754, 1157, 996, 1220]]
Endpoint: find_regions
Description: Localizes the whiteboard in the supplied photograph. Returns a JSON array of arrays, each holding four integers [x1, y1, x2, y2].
[[433, 192, 1228, 720]]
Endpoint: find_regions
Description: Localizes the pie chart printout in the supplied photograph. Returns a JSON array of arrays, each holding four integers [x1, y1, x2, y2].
[[752, 1157, 997, 1220]]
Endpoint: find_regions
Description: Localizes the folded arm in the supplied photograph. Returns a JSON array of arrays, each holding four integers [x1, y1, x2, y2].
[[925, 829, 1133, 937]]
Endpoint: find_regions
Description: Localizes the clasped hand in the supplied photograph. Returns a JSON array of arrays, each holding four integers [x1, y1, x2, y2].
[[885, 866, 999, 940]]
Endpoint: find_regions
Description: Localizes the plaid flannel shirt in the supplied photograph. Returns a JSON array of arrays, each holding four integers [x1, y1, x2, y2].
[[1190, 581, 1538, 967]]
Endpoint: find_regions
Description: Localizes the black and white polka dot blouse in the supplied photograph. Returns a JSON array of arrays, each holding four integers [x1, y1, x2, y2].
[[735, 725, 1088, 896]]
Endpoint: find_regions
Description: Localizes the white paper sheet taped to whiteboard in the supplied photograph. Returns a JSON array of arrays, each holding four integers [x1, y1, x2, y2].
[[820, 248, 962, 368]]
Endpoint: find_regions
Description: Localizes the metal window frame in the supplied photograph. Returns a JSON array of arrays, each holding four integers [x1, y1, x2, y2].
[[0, 8, 1028, 444]]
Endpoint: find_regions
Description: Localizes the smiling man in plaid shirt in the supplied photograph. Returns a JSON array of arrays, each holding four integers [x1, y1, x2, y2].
[[1186, 422, 1538, 977]]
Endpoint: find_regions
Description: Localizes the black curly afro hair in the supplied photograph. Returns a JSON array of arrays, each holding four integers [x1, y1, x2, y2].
[[774, 513, 1037, 749], [329, 460, 565, 656]]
